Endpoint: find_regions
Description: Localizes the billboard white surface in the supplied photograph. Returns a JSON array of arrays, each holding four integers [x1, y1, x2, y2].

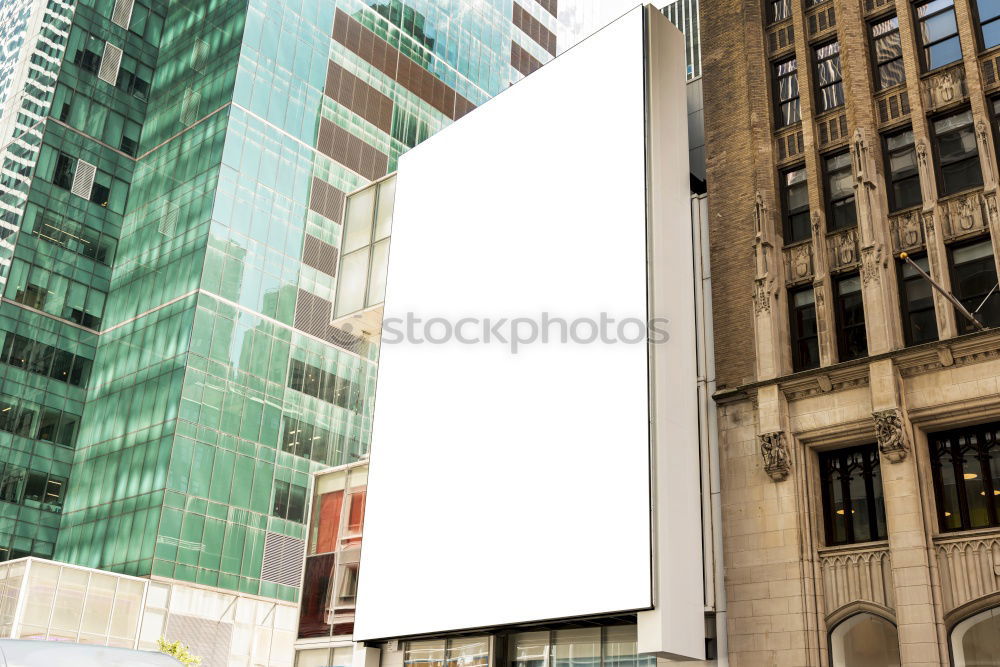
[[355, 7, 698, 648]]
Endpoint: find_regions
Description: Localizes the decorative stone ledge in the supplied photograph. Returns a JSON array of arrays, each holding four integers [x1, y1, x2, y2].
[[819, 543, 894, 617], [921, 64, 967, 112], [935, 531, 1000, 612]]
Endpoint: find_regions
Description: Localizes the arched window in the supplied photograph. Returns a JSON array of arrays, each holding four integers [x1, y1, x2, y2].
[[829, 612, 900, 667], [951, 606, 1000, 666]]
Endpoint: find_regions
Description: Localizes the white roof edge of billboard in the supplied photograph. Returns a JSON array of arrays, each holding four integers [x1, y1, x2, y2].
[[636, 7, 706, 661]]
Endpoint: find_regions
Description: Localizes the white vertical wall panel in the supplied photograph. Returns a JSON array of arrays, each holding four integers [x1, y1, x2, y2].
[[356, 7, 700, 649]]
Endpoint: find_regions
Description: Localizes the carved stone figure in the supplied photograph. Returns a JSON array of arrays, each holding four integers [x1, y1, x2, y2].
[[760, 431, 791, 481], [873, 408, 910, 463], [861, 244, 883, 286], [891, 210, 923, 251], [753, 277, 774, 314], [916, 140, 928, 167]]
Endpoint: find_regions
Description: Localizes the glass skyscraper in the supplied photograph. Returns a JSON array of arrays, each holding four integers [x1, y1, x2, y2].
[[0, 0, 575, 613]]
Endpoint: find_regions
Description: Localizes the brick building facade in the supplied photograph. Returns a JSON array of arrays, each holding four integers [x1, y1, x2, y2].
[[704, 0, 1000, 663]]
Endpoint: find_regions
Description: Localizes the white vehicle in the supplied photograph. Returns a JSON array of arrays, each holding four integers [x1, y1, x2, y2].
[[0, 640, 183, 666]]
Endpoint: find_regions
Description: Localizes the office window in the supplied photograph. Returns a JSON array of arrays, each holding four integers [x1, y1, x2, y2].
[[929, 422, 1000, 532], [0, 399, 32, 438], [814, 42, 844, 112], [977, 0, 1000, 50], [781, 166, 810, 242], [899, 255, 939, 344], [0, 466, 25, 504], [933, 109, 984, 196], [949, 239, 1000, 332], [0, 333, 91, 387], [272, 480, 307, 523], [52, 154, 74, 190], [871, 16, 905, 90], [0, 465, 65, 513], [287, 359, 361, 412], [774, 58, 800, 127], [884, 129, 922, 211], [820, 444, 887, 545], [771, 0, 791, 22], [789, 286, 820, 371], [916, 0, 962, 70], [835, 274, 868, 361], [824, 152, 857, 230], [23, 473, 66, 512]]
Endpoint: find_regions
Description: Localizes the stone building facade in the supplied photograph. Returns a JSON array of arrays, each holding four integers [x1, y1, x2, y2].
[[704, 0, 1000, 663]]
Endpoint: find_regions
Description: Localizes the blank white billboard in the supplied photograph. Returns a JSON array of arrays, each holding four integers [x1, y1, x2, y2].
[[355, 7, 701, 654]]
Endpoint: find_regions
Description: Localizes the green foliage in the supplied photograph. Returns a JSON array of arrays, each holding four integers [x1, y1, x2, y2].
[[157, 637, 203, 665]]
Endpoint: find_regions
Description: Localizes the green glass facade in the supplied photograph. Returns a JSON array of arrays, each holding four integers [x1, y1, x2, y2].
[[0, 0, 564, 604]]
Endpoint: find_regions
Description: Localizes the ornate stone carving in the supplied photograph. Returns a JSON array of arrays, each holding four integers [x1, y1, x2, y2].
[[753, 277, 775, 314], [827, 228, 860, 270], [921, 211, 935, 242], [916, 140, 928, 168], [986, 191, 999, 226], [754, 190, 767, 237], [873, 408, 910, 463], [784, 243, 814, 283], [820, 547, 894, 615], [921, 65, 967, 111], [977, 119, 990, 148], [889, 210, 924, 252], [760, 431, 791, 481], [937, 535, 1000, 611], [942, 190, 987, 240], [860, 244, 884, 286]]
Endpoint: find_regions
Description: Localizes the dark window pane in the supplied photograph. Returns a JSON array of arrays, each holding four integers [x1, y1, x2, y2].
[[836, 274, 868, 361], [941, 158, 985, 194], [53, 154, 74, 190], [288, 484, 307, 523], [931, 423, 1000, 531], [12, 406, 34, 438], [272, 480, 290, 519], [298, 554, 336, 638], [56, 413, 78, 448], [50, 349, 74, 383], [900, 256, 939, 344], [950, 241, 1000, 332], [44, 477, 65, 509], [0, 466, 25, 504], [934, 111, 984, 196], [790, 287, 820, 371], [23, 473, 47, 505], [820, 445, 887, 545], [36, 410, 60, 442]]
